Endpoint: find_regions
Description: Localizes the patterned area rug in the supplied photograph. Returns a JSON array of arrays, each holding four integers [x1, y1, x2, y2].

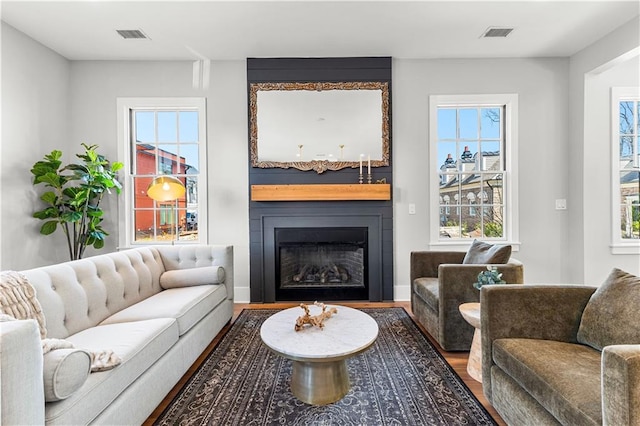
[[155, 308, 497, 425]]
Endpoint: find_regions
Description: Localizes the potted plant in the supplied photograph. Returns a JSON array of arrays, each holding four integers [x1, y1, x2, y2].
[[473, 265, 506, 290], [31, 143, 123, 260]]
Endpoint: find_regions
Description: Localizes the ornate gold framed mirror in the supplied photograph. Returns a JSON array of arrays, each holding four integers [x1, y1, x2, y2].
[[249, 81, 390, 173]]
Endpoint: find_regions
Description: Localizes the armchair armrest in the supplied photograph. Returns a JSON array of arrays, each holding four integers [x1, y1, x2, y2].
[[410, 251, 465, 281], [602, 344, 640, 426], [480, 284, 596, 402], [1, 319, 45, 425], [438, 261, 524, 350]]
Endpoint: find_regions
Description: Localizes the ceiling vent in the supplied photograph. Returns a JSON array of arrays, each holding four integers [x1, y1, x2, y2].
[[481, 27, 514, 38], [116, 29, 149, 40]]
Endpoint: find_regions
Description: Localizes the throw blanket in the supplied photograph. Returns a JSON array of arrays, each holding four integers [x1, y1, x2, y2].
[[0, 270, 47, 338], [0, 271, 122, 372]]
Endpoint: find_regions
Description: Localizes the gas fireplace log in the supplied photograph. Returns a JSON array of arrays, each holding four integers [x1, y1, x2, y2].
[[292, 264, 312, 282], [337, 265, 349, 282], [292, 263, 351, 284]]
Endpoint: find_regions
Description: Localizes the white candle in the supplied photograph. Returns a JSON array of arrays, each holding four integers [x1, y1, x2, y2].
[[359, 157, 363, 174], [368, 155, 371, 174]]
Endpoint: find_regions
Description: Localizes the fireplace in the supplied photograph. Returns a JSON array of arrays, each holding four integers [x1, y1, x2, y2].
[[275, 227, 368, 301], [255, 214, 388, 302]]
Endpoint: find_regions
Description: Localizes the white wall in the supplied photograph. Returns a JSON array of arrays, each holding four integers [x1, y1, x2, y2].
[[392, 58, 570, 299], [569, 16, 640, 284], [1, 22, 71, 269], [68, 60, 251, 302], [583, 56, 640, 283], [3, 20, 638, 299]]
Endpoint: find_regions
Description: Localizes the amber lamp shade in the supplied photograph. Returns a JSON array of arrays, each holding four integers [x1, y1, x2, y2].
[[147, 176, 185, 202]]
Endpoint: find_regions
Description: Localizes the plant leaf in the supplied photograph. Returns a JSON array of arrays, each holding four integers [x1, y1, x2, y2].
[[61, 211, 83, 222], [44, 150, 62, 162], [35, 172, 62, 187], [40, 221, 57, 235], [40, 191, 57, 205], [33, 208, 57, 219]]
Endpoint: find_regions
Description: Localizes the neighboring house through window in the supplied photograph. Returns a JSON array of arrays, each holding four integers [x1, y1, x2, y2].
[[611, 87, 640, 254], [117, 98, 207, 247], [429, 94, 519, 249]]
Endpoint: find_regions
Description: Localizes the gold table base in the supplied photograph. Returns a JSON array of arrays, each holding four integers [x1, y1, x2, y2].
[[290, 359, 350, 405]]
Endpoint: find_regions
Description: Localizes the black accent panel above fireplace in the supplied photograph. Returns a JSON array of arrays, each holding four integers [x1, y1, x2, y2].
[[247, 57, 393, 303]]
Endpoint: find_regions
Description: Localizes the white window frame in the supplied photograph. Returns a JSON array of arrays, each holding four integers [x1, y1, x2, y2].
[[428, 94, 520, 251], [116, 97, 208, 248], [610, 87, 640, 254]]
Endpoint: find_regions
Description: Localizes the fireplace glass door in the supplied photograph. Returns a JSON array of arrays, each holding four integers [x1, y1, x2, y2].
[[275, 227, 368, 301]]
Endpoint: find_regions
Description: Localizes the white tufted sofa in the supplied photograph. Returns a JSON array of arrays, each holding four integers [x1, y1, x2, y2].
[[0, 245, 233, 425]]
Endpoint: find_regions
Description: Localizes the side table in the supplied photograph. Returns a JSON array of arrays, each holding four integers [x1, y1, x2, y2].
[[458, 302, 482, 382]]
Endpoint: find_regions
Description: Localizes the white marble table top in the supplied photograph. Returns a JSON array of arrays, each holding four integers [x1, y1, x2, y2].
[[260, 305, 379, 361]]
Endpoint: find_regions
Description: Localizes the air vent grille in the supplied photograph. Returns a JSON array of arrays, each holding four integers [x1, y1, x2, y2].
[[116, 29, 149, 40], [481, 27, 514, 38]]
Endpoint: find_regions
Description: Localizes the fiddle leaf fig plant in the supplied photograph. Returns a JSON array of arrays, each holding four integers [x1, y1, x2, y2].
[[31, 143, 123, 260]]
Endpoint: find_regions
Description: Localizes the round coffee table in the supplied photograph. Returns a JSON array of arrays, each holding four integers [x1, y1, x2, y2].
[[260, 305, 378, 405]]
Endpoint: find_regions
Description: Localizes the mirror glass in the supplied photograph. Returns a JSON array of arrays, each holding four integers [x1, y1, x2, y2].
[[250, 82, 389, 173]]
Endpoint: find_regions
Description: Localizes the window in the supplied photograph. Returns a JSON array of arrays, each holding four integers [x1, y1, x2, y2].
[[429, 94, 519, 248], [611, 87, 640, 254], [117, 98, 207, 246]]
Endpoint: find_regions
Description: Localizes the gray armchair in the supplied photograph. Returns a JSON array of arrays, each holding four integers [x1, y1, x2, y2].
[[410, 251, 524, 351]]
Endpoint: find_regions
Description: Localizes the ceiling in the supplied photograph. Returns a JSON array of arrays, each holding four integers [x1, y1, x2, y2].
[[1, 1, 639, 61]]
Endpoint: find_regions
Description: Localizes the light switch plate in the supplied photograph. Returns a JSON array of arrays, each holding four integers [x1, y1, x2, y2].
[[409, 203, 416, 215], [555, 199, 567, 210]]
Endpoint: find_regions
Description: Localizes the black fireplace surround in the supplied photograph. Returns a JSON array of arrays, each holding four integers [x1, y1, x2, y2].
[[258, 214, 387, 302]]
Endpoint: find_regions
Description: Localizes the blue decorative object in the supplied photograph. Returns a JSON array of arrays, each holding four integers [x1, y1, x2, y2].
[[473, 266, 506, 290]]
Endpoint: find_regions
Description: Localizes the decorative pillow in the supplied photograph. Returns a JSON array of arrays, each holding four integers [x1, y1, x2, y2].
[[160, 266, 226, 289], [462, 239, 512, 264], [577, 268, 640, 351], [43, 348, 91, 402]]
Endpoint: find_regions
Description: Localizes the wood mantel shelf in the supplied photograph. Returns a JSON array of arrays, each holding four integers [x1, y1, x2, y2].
[[251, 184, 391, 201]]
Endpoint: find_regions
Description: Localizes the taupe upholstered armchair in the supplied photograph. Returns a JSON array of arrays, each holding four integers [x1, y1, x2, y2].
[[410, 250, 523, 351], [480, 270, 640, 425]]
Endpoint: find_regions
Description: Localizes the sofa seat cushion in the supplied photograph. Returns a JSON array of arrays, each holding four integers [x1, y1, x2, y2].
[[493, 338, 602, 426], [45, 318, 178, 425], [413, 277, 439, 312], [99, 284, 227, 336]]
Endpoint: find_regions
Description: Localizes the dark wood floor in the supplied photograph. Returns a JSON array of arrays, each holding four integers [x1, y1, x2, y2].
[[143, 302, 505, 425]]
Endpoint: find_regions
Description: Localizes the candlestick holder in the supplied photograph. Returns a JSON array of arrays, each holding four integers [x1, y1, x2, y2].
[[367, 173, 372, 184], [359, 173, 363, 184]]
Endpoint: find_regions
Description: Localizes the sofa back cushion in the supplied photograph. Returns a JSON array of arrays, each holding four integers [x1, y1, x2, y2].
[[577, 268, 640, 351], [462, 239, 512, 264], [21, 248, 165, 339]]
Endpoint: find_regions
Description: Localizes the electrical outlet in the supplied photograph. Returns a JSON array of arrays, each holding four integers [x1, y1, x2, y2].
[[555, 199, 567, 210], [409, 204, 416, 215]]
